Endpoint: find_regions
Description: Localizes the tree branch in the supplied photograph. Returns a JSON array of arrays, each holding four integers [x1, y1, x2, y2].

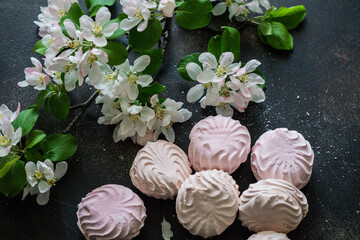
[[64, 90, 99, 133]]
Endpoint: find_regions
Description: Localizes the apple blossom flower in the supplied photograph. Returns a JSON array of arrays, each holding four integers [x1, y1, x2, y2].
[[96, 95, 122, 125], [92, 65, 123, 99], [120, 0, 152, 32], [246, 0, 270, 14], [0, 122, 22, 157], [0, 103, 20, 125], [23, 160, 68, 205], [18, 57, 51, 90], [34, 0, 74, 36], [158, 0, 176, 17], [80, 7, 119, 47], [80, 48, 108, 85], [111, 101, 155, 142], [212, 0, 248, 20], [48, 48, 84, 91], [148, 94, 192, 142], [116, 56, 153, 101]]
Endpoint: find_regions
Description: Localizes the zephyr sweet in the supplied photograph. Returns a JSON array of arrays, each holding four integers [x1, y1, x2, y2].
[[77, 184, 146, 240], [188, 115, 251, 174], [176, 169, 240, 238], [248, 231, 290, 240], [251, 128, 314, 189], [239, 179, 308, 233], [130, 140, 192, 200]]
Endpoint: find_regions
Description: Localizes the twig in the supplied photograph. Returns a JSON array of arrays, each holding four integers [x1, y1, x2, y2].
[[64, 91, 99, 133], [161, 18, 172, 57]]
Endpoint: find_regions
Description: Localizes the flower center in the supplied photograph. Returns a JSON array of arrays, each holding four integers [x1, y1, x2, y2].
[[49, 37, 54, 44], [225, 0, 232, 7], [216, 65, 227, 77], [54, 71, 61, 79], [217, 102, 229, 108], [128, 74, 138, 85], [113, 99, 122, 109], [203, 82, 213, 89], [220, 85, 231, 97], [59, 8, 67, 18], [67, 40, 80, 49], [0, 135, 11, 147], [65, 63, 76, 73], [92, 22, 103, 37], [47, 178, 57, 187], [238, 74, 249, 83], [105, 73, 117, 83], [135, 8, 144, 19], [87, 53, 97, 65], [0, 114, 2, 120], [130, 114, 139, 122], [34, 171, 44, 180], [154, 104, 166, 119], [38, 75, 44, 83]]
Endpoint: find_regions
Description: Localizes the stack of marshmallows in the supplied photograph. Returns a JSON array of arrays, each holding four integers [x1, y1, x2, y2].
[[76, 115, 314, 239]]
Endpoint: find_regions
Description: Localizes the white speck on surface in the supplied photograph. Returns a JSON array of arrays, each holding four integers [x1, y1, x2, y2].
[[306, 112, 310, 116], [161, 218, 173, 240]]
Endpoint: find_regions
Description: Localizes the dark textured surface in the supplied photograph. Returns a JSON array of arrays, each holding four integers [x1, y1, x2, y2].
[[0, 0, 359, 239]]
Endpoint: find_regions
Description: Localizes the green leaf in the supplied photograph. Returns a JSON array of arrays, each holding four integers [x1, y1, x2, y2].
[[138, 82, 166, 104], [268, 5, 306, 30], [0, 160, 26, 198], [259, 21, 272, 36], [42, 134, 78, 162], [62, 3, 85, 27], [104, 13, 127, 40], [0, 155, 20, 178], [101, 41, 128, 65], [176, 0, 213, 30], [264, 6, 276, 18], [23, 148, 44, 163], [29, 90, 52, 109], [129, 19, 163, 52], [85, 0, 116, 12], [221, 26, 241, 60], [12, 109, 39, 136], [265, 22, 293, 50], [49, 92, 70, 122], [89, 5, 102, 17], [208, 35, 222, 60], [257, 26, 269, 45], [175, 0, 185, 6], [140, 49, 163, 75], [33, 40, 47, 56], [25, 130, 46, 149], [177, 53, 201, 81]]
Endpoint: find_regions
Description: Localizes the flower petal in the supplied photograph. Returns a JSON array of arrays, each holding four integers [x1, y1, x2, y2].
[[199, 52, 217, 69], [186, 63, 202, 81], [250, 86, 266, 103], [244, 59, 261, 72], [187, 84, 204, 102], [213, 2, 227, 16], [136, 75, 152, 86], [36, 191, 50, 205], [64, 19, 77, 38], [216, 104, 234, 117], [197, 69, 216, 83], [38, 181, 50, 193], [54, 162, 68, 180], [79, 15, 94, 31], [120, 18, 141, 31], [219, 52, 234, 67], [133, 55, 151, 73], [103, 23, 119, 37], [162, 127, 175, 142], [95, 7, 111, 26]]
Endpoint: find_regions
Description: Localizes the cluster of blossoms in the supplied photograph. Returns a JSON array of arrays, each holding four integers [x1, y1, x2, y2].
[[20, 4, 118, 92], [96, 55, 192, 145], [120, 0, 176, 32], [186, 52, 265, 116], [23, 160, 68, 205], [0, 104, 21, 157], [22, 0, 191, 146], [211, 0, 270, 21]]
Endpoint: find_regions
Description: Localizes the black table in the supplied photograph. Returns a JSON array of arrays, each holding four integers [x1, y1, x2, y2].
[[0, 0, 359, 239]]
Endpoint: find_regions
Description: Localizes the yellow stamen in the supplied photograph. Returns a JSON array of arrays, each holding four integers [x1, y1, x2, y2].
[[0, 135, 11, 147], [225, 0, 232, 6], [128, 74, 138, 85], [38, 75, 44, 83], [203, 82, 213, 89], [47, 178, 57, 187], [59, 9, 67, 18], [64, 63, 76, 73], [220, 85, 231, 97], [0, 114, 2, 120], [154, 104, 166, 119], [130, 114, 139, 122], [87, 53, 97, 65], [105, 73, 117, 83], [35, 171, 44, 180], [92, 22, 103, 37], [215, 65, 227, 77], [134, 8, 143, 19], [49, 38, 54, 45], [165, 121, 174, 130]]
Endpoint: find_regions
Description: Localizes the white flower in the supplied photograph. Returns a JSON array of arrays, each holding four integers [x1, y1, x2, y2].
[[48, 48, 84, 91], [23, 160, 68, 206], [0, 103, 20, 125], [111, 101, 155, 141], [246, 0, 270, 14], [229, 59, 265, 103], [0, 122, 22, 157], [93, 64, 122, 98], [120, 0, 152, 32], [116, 56, 153, 101], [96, 95, 122, 125], [80, 48, 109, 85], [213, 0, 247, 20], [34, 0, 73, 36], [18, 57, 51, 90], [80, 7, 119, 47], [158, 0, 176, 17], [148, 94, 192, 142], [197, 52, 240, 83]]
